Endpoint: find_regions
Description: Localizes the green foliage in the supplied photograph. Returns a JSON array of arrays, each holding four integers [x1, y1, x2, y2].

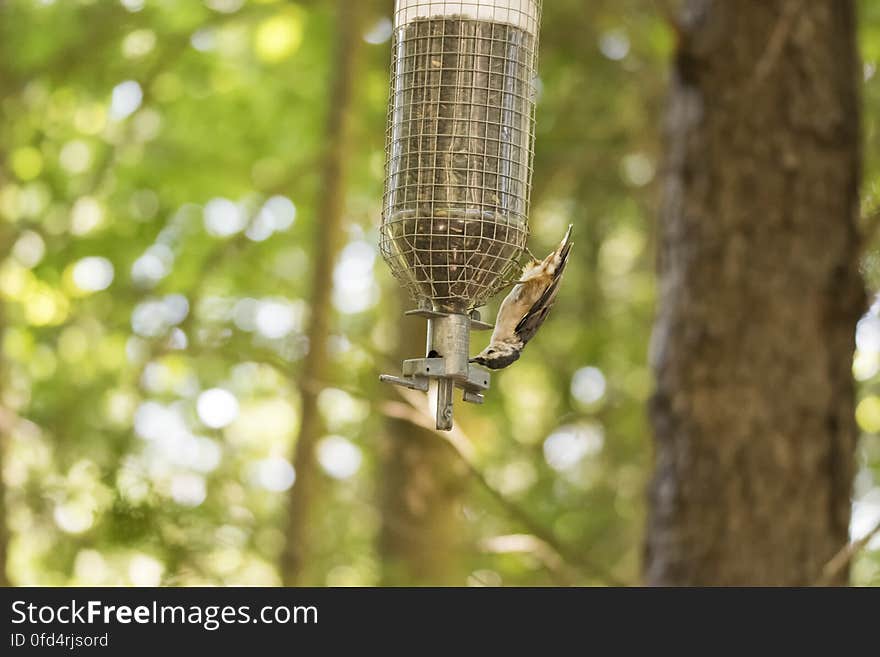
[[0, 0, 878, 586]]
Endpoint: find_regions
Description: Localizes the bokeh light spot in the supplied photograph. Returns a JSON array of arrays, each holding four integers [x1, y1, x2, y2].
[[363, 17, 392, 44], [11, 146, 43, 180], [110, 80, 143, 120], [132, 244, 173, 287], [205, 0, 245, 13], [333, 241, 378, 314], [70, 196, 105, 235], [255, 298, 302, 338], [54, 502, 94, 534], [621, 152, 655, 187], [317, 436, 362, 480], [543, 423, 604, 472], [59, 140, 93, 174], [12, 231, 46, 268], [204, 197, 246, 237], [197, 388, 240, 429], [252, 457, 296, 492], [170, 473, 207, 507], [254, 9, 305, 62], [571, 366, 607, 407], [122, 29, 156, 58], [599, 30, 630, 60], [72, 256, 114, 293], [856, 396, 880, 433], [129, 554, 164, 586]]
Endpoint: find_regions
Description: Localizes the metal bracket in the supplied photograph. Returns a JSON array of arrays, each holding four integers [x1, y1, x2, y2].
[[402, 357, 446, 377], [404, 308, 446, 320], [405, 307, 494, 331], [378, 373, 428, 392]]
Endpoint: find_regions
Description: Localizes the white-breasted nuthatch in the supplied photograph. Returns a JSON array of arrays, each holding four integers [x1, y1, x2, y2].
[[470, 225, 573, 370]]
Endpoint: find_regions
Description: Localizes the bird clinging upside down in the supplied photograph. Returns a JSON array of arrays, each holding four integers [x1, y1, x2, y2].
[[470, 225, 573, 370]]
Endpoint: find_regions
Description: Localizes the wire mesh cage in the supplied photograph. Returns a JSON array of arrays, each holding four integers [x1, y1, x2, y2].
[[380, 0, 542, 313]]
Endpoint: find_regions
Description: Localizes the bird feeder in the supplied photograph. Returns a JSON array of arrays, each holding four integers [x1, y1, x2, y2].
[[379, 0, 542, 430]]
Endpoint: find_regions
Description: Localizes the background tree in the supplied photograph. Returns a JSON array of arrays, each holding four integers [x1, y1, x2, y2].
[[378, 298, 470, 586], [281, 0, 363, 587], [647, 0, 865, 585], [0, 305, 8, 587]]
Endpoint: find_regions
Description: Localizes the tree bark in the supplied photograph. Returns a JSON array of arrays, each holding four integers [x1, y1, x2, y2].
[[646, 0, 864, 586], [379, 299, 470, 586], [281, 0, 362, 586], [0, 331, 8, 586], [0, 176, 10, 586]]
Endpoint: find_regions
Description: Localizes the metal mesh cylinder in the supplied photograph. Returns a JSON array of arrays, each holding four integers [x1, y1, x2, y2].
[[380, 0, 542, 313]]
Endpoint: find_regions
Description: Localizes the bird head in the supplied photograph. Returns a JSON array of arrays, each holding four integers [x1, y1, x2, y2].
[[469, 341, 522, 370]]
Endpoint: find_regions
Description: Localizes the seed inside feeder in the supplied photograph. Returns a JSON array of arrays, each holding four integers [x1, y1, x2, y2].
[[381, 16, 537, 313]]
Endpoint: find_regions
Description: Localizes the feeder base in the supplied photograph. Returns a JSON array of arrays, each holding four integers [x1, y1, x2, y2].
[[380, 309, 492, 430]]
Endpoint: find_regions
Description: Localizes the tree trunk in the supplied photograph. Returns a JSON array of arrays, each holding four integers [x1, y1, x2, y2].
[[0, 217, 10, 586], [281, 0, 362, 586], [646, 0, 864, 586], [379, 299, 470, 586], [0, 343, 8, 586]]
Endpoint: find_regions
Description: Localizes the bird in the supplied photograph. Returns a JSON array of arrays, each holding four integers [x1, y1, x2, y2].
[[470, 225, 573, 370]]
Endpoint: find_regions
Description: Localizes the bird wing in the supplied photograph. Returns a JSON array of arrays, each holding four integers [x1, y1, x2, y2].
[[513, 238, 572, 346]]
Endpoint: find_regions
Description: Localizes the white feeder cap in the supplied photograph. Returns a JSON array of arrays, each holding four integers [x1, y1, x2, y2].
[[394, 0, 540, 35]]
